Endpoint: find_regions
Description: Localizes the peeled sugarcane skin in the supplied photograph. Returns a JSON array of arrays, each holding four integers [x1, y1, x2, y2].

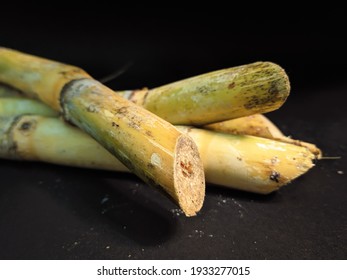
[[0, 48, 205, 217], [117, 62, 290, 125]]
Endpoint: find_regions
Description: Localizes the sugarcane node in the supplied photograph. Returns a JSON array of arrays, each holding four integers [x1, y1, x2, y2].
[[59, 78, 87, 117], [0, 115, 22, 159]]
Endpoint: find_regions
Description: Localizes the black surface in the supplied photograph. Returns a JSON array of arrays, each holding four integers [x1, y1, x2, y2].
[[0, 11, 346, 259]]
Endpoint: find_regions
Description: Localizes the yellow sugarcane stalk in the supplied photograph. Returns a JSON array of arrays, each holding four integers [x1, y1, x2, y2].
[[0, 114, 315, 194], [0, 47, 205, 216], [204, 114, 322, 158], [116, 61, 290, 125]]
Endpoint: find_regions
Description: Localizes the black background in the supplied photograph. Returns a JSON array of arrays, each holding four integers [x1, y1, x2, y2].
[[0, 10, 346, 259]]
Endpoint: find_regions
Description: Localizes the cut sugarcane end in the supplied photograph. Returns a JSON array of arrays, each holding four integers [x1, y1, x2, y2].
[[174, 134, 205, 217]]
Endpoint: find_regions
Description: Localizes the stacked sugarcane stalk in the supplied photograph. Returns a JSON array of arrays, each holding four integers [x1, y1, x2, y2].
[[0, 48, 320, 216]]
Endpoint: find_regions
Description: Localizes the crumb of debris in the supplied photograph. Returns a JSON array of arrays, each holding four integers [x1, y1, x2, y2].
[[106, 246, 110, 249], [123, 225, 127, 230], [222, 199, 226, 203], [337, 170, 344, 175], [101, 196, 109, 204], [74, 241, 78, 245], [208, 234, 214, 238], [170, 208, 183, 216], [128, 254, 132, 258], [191, 230, 205, 237], [141, 248, 145, 252]]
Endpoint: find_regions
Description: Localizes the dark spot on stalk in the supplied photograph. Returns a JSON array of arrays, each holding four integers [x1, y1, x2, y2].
[[145, 131, 153, 137], [19, 121, 32, 131], [197, 85, 210, 94], [244, 81, 284, 110], [147, 163, 155, 169], [59, 71, 68, 77], [112, 122, 119, 127], [269, 171, 280, 183], [268, 81, 279, 95], [312, 157, 318, 164], [116, 106, 128, 115], [237, 157, 242, 161], [228, 82, 236, 89]]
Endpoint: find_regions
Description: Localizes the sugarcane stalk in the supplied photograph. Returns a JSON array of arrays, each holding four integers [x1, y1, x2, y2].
[[116, 61, 290, 125], [0, 47, 205, 216], [178, 126, 315, 193], [204, 114, 322, 158], [0, 113, 315, 194]]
